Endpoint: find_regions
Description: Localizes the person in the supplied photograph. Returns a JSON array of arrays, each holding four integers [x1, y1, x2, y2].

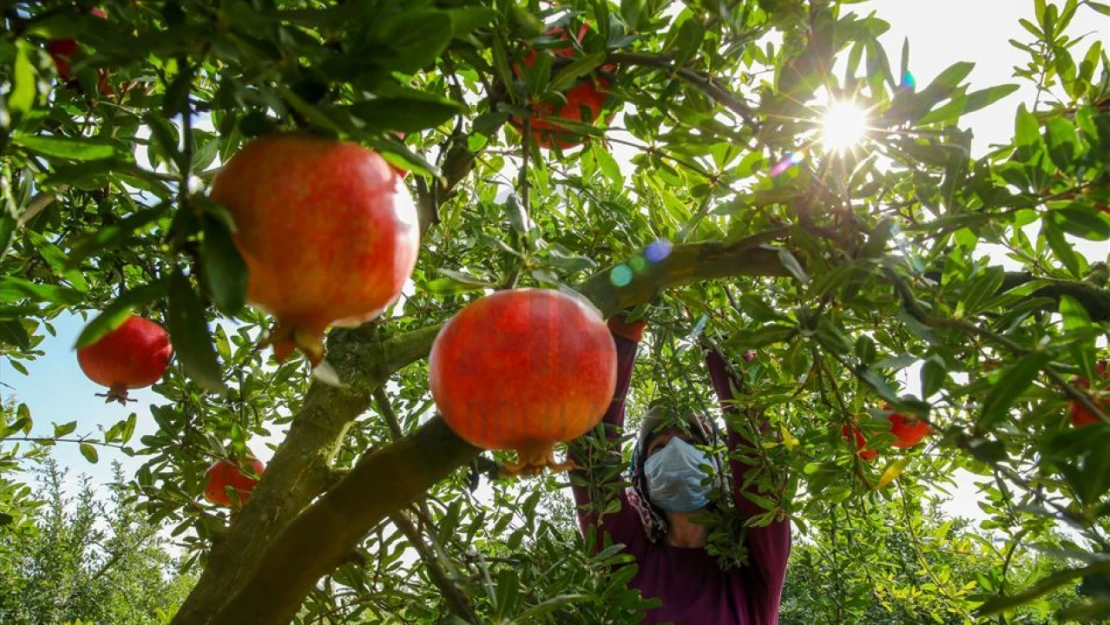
[[570, 314, 791, 624]]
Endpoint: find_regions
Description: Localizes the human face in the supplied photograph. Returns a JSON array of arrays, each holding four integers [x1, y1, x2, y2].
[[645, 427, 695, 459]]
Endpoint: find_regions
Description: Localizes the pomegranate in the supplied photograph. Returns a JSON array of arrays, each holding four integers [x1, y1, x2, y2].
[[428, 289, 617, 476], [203, 455, 265, 507], [77, 315, 172, 404], [210, 134, 420, 366], [841, 424, 877, 461], [1070, 360, 1108, 427], [511, 25, 613, 150], [47, 7, 113, 95], [883, 405, 931, 448]]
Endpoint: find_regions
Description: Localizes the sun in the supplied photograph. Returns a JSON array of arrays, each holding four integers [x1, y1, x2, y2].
[[822, 101, 869, 151]]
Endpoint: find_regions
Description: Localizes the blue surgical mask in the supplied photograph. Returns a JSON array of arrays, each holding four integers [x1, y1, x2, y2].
[[643, 437, 713, 513]]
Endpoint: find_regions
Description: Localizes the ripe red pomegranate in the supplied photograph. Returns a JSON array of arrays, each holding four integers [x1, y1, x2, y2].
[[1071, 360, 1108, 427], [841, 424, 877, 461], [883, 405, 931, 448], [210, 134, 420, 366], [77, 315, 172, 404], [511, 25, 613, 150], [428, 289, 617, 476], [47, 7, 113, 95], [203, 456, 265, 507]]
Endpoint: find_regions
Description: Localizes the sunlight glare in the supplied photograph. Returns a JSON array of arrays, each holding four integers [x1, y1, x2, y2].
[[822, 101, 868, 152]]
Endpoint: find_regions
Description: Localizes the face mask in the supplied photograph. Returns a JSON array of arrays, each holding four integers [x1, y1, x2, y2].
[[643, 437, 714, 513]]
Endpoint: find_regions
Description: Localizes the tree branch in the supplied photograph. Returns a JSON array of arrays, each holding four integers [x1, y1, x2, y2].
[[203, 232, 790, 624]]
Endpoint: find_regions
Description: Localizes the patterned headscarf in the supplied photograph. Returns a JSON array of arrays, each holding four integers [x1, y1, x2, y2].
[[626, 405, 725, 544]]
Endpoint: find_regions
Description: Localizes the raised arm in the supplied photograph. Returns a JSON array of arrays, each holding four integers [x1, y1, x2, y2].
[[568, 316, 644, 547], [705, 349, 791, 601]]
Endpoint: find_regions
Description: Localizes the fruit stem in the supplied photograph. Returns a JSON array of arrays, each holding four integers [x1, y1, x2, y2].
[[498, 444, 576, 478], [98, 386, 135, 405]]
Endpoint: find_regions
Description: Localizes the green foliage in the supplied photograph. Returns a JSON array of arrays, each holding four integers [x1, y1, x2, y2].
[[0, 0, 1109, 623], [0, 459, 195, 625]]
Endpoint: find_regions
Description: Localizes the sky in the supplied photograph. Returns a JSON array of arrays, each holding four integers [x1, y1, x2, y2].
[[2, 1, 1108, 529]]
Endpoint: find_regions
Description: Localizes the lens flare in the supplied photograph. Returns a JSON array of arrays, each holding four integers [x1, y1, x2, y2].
[[645, 239, 672, 263], [609, 264, 633, 287], [822, 101, 868, 151], [770, 151, 805, 177]]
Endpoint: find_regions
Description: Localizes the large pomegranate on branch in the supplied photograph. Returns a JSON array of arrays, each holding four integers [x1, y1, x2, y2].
[[512, 24, 614, 150], [76, 315, 173, 404], [429, 289, 617, 476], [210, 134, 420, 366]]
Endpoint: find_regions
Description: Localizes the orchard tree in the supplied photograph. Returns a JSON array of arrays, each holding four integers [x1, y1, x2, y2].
[[2, 0, 1110, 623]]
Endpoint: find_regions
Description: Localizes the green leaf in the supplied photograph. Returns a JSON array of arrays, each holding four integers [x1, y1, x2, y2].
[[13, 134, 122, 161], [509, 595, 590, 624], [54, 421, 77, 438], [1044, 117, 1079, 170], [167, 272, 225, 393], [591, 145, 622, 184], [380, 10, 454, 74], [1041, 216, 1082, 276], [67, 203, 172, 269], [921, 356, 947, 398], [776, 248, 810, 284], [428, 268, 495, 294], [917, 84, 1019, 125], [0, 320, 30, 349], [345, 97, 464, 132], [549, 51, 607, 93], [200, 215, 247, 315], [668, 18, 705, 70], [977, 562, 1110, 616], [1053, 208, 1110, 241], [74, 280, 170, 349], [1014, 103, 1040, 160], [979, 352, 1052, 427], [10, 41, 36, 117], [876, 456, 912, 490], [79, 443, 99, 464], [0, 277, 83, 305], [490, 35, 517, 104], [1090, 2, 1110, 16]]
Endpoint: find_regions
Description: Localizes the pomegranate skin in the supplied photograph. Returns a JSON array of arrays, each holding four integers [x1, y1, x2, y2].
[[842, 424, 877, 461], [512, 25, 612, 150], [203, 457, 265, 507], [77, 315, 172, 404], [47, 8, 112, 95], [884, 406, 931, 448], [210, 134, 420, 365], [1071, 360, 1109, 427], [428, 289, 617, 475]]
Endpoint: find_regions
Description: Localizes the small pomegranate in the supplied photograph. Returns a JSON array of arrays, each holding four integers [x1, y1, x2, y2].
[[210, 134, 420, 366], [203, 455, 265, 507], [77, 315, 173, 404], [883, 405, 931, 448], [1070, 360, 1108, 427], [841, 423, 877, 461], [511, 25, 613, 150], [429, 289, 617, 476], [47, 7, 113, 96]]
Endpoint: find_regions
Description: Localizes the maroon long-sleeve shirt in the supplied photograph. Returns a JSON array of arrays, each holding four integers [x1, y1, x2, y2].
[[570, 331, 791, 625]]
